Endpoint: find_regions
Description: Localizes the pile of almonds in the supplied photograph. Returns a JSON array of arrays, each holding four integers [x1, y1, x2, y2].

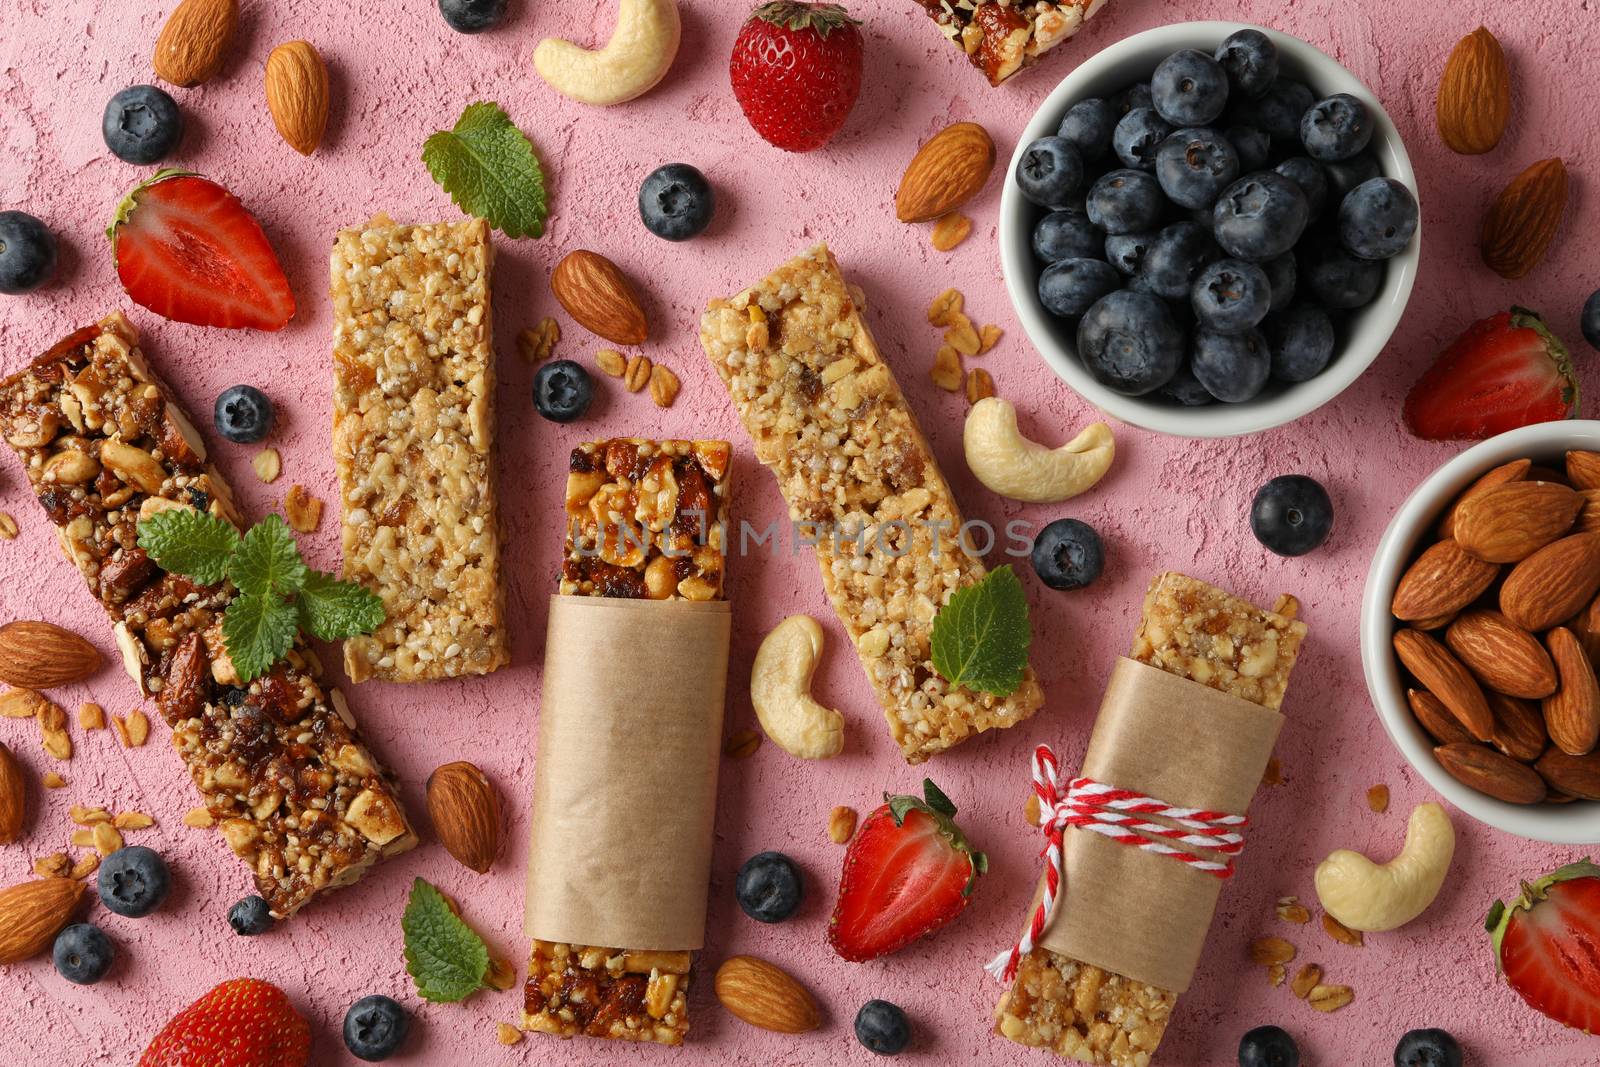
[[1389, 453, 1600, 805]]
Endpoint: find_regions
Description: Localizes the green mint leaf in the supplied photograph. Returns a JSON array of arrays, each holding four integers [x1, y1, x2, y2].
[[221, 592, 299, 683], [228, 515, 308, 598], [423, 101, 549, 239], [297, 570, 386, 641], [403, 878, 490, 1003], [929, 565, 1032, 697], [135, 508, 240, 584]]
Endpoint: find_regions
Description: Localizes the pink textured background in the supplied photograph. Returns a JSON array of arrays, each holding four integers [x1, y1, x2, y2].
[[2, 0, 1598, 1063]]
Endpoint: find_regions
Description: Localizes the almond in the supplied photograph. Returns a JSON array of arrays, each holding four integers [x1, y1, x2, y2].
[[1543, 627, 1600, 756], [1501, 532, 1600, 632], [714, 955, 820, 1034], [0, 743, 23, 844], [1487, 691, 1550, 763], [426, 761, 501, 874], [1435, 27, 1510, 155], [0, 621, 100, 689], [1434, 742, 1547, 804], [1391, 541, 1498, 621], [551, 250, 649, 346], [1452, 480, 1580, 563], [1481, 157, 1569, 279], [1393, 630, 1494, 741], [1568, 451, 1600, 491], [0, 877, 85, 963], [1408, 688, 1475, 747], [1438, 458, 1530, 539], [895, 122, 997, 223], [152, 0, 239, 87], [265, 41, 330, 156], [1535, 747, 1600, 800], [1445, 610, 1556, 698], [1568, 592, 1600, 662]]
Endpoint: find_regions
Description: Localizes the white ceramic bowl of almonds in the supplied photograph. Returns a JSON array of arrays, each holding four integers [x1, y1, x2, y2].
[[1362, 420, 1600, 844]]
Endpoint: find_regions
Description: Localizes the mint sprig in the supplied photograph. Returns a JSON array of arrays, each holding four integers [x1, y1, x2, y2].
[[929, 565, 1032, 697], [423, 101, 549, 238], [136, 507, 384, 683], [403, 878, 492, 1003]]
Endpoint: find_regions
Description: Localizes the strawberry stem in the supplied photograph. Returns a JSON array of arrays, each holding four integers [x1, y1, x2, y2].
[[751, 1, 860, 34]]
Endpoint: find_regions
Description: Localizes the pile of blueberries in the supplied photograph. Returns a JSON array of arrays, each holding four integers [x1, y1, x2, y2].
[[1016, 29, 1418, 406]]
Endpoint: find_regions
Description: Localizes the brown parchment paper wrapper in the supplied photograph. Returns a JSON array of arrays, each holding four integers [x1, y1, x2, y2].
[[1035, 657, 1283, 993], [524, 595, 731, 952]]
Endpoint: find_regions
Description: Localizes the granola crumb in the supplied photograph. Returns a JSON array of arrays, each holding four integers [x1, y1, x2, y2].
[[77, 702, 105, 730], [965, 367, 995, 405], [284, 484, 324, 533], [1266, 962, 1286, 987], [70, 852, 100, 880], [183, 807, 215, 828], [625, 354, 652, 392], [931, 211, 973, 251], [1366, 784, 1390, 813], [1322, 913, 1364, 947], [111, 715, 133, 748], [595, 349, 627, 378], [69, 828, 95, 849], [827, 805, 858, 844], [37, 701, 70, 760], [486, 956, 517, 991], [41, 771, 66, 789], [518, 318, 560, 364], [1262, 756, 1284, 787], [253, 447, 282, 484], [0, 511, 16, 540], [1291, 963, 1322, 999], [978, 323, 1003, 353], [930, 345, 963, 392], [1024, 791, 1041, 826], [126, 709, 150, 747], [0, 688, 41, 719], [33, 853, 70, 878], [1307, 984, 1354, 1013], [722, 729, 760, 759], [945, 313, 980, 356], [92, 821, 123, 856], [496, 1022, 523, 1046], [1275, 896, 1312, 924], [1248, 936, 1296, 966], [70, 804, 110, 826], [114, 812, 155, 831], [649, 364, 680, 408], [927, 288, 963, 326]]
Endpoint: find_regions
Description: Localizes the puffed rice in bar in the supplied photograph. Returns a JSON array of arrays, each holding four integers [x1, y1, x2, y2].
[[916, 0, 1109, 85], [0, 314, 416, 918], [993, 572, 1306, 1065], [698, 244, 1043, 763], [332, 216, 509, 683]]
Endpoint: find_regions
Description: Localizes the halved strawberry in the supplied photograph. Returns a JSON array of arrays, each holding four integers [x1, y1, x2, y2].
[[828, 778, 986, 962], [109, 170, 295, 331], [1403, 307, 1577, 441], [140, 978, 311, 1067], [1486, 858, 1600, 1034]]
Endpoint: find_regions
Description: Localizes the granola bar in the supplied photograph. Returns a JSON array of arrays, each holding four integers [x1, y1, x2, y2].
[[994, 573, 1306, 1065], [699, 244, 1043, 763], [331, 216, 509, 683], [916, 0, 1109, 85], [0, 314, 416, 918], [522, 943, 691, 1045], [560, 438, 731, 601]]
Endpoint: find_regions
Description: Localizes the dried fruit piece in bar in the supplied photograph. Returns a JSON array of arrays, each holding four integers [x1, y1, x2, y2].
[[914, 0, 1108, 86]]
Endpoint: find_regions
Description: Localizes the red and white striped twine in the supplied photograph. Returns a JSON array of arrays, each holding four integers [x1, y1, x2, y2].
[[984, 745, 1249, 985]]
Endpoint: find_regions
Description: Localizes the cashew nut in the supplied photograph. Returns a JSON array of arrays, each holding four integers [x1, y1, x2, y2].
[[1313, 802, 1456, 933], [750, 615, 844, 760], [534, 0, 681, 107], [962, 398, 1115, 504]]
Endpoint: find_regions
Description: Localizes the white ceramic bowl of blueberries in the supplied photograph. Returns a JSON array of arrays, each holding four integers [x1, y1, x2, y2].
[[1000, 21, 1421, 437]]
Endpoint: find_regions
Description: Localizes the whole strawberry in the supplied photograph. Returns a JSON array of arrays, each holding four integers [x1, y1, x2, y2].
[[730, 2, 863, 152], [1403, 307, 1577, 440], [140, 978, 311, 1067]]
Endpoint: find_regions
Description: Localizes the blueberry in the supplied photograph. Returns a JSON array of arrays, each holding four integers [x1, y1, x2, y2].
[[1112, 108, 1173, 171], [1159, 364, 1216, 406], [1105, 231, 1155, 275], [1323, 152, 1382, 203], [1338, 177, 1417, 260], [1031, 518, 1105, 590], [1085, 169, 1166, 235], [97, 846, 170, 918], [53, 923, 114, 985], [1077, 290, 1184, 395], [1238, 1024, 1301, 1067], [1139, 221, 1219, 300], [1032, 210, 1103, 263], [1191, 259, 1271, 332], [1300, 93, 1373, 162], [0, 211, 58, 295], [1151, 49, 1229, 127], [1250, 475, 1333, 556], [854, 999, 912, 1056], [1394, 1028, 1463, 1067], [533, 360, 593, 423], [1264, 304, 1335, 382], [638, 163, 715, 241], [1155, 128, 1240, 210], [1213, 172, 1309, 261], [228, 895, 275, 936], [1191, 327, 1270, 402], [1115, 82, 1155, 116], [1057, 97, 1118, 162], [1262, 253, 1297, 311], [1016, 136, 1085, 209], [1214, 29, 1279, 98], [102, 85, 183, 165], [735, 850, 803, 923], [214, 385, 274, 444], [1302, 241, 1384, 309], [1252, 79, 1315, 143], [343, 995, 410, 1062], [1038, 258, 1121, 319], [1274, 157, 1329, 218], [438, 0, 507, 33], [1225, 125, 1271, 172], [1583, 289, 1600, 351]]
